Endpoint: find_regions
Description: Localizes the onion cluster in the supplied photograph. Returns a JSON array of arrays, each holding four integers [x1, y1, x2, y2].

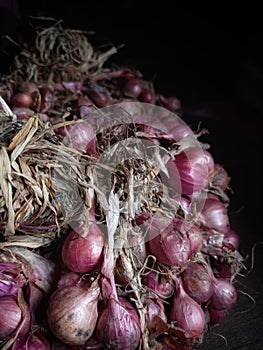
[[0, 24, 244, 350]]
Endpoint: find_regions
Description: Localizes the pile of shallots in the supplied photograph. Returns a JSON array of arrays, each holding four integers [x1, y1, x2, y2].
[[0, 23, 244, 350]]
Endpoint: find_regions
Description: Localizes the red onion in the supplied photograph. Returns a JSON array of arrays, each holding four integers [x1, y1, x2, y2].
[[147, 217, 200, 268], [166, 147, 214, 195], [159, 95, 181, 112], [96, 296, 141, 350], [159, 335, 191, 350], [223, 229, 240, 250], [141, 268, 174, 298], [13, 331, 50, 350], [208, 307, 227, 325], [210, 277, 237, 310], [145, 298, 167, 332], [123, 78, 143, 98], [39, 86, 54, 113], [77, 95, 94, 118], [61, 224, 104, 273], [186, 224, 203, 258], [12, 92, 33, 108], [198, 197, 230, 234], [0, 296, 23, 339], [169, 279, 205, 338], [181, 262, 214, 303], [58, 121, 98, 156], [12, 107, 35, 120], [87, 84, 111, 107], [148, 220, 190, 268], [47, 280, 100, 345], [139, 88, 156, 104], [0, 294, 30, 343]]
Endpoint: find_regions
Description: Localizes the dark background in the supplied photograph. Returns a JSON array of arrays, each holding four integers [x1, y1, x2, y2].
[[1, 1, 262, 349]]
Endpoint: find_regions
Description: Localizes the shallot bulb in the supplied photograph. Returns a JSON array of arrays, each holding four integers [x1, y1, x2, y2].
[[61, 224, 104, 274], [198, 197, 230, 234], [141, 268, 174, 299], [169, 279, 206, 338], [145, 298, 167, 332], [147, 217, 200, 268], [210, 277, 237, 310], [159, 95, 182, 112], [47, 280, 100, 345], [57, 121, 98, 156], [123, 78, 143, 98], [223, 229, 240, 250], [166, 147, 214, 195], [96, 297, 141, 350], [12, 92, 33, 108], [13, 331, 50, 350], [208, 307, 227, 325], [182, 262, 214, 303], [0, 295, 30, 341]]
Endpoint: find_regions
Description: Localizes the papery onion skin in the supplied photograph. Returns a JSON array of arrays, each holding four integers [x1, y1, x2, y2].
[[182, 262, 214, 303], [166, 147, 214, 195], [210, 277, 237, 310], [211, 164, 229, 190], [47, 282, 100, 345], [96, 297, 141, 350], [169, 281, 206, 338], [61, 224, 104, 274]]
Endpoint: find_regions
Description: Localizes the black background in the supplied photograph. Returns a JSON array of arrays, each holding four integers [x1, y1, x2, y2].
[[1, 1, 263, 349]]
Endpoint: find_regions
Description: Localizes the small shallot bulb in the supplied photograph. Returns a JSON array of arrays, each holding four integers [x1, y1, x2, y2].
[[208, 307, 227, 325], [210, 277, 237, 310], [12, 92, 33, 108], [47, 280, 100, 345], [13, 331, 50, 350], [124, 78, 143, 98], [159, 95, 182, 112], [166, 147, 214, 195], [223, 229, 240, 250], [199, 197, 230, 234], [0, 295, 30, 340], [96, 297, 141, 350], [87, 84, 111, 107], [141, 268, 174, 299], [182, 262, 214, 303], [148, 218, 190, 268], [139, 88, 156, 104], [61, 224, 104, 274], [57, 121, 98, 156], [0, 296, 22, 339], [146, 298, 167, 332], [169, 280, 206, 338]]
